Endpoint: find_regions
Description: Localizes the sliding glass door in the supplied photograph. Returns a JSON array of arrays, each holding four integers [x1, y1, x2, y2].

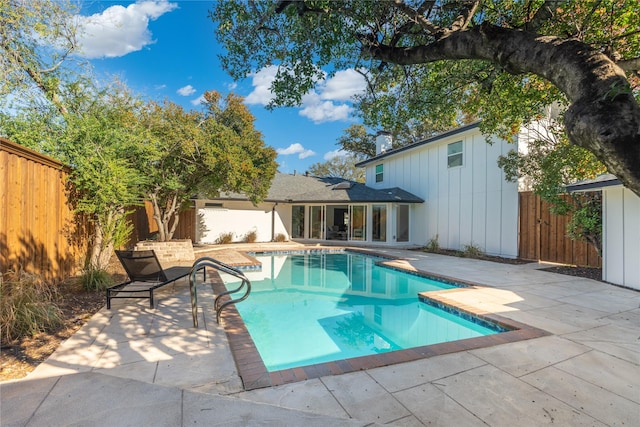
[[349, 205, 366, 241], [310, 205, 325, 239], [372, 205, 387, 242]]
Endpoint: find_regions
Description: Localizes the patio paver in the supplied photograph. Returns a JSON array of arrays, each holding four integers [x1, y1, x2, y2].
[[1, 246, 638, 426]]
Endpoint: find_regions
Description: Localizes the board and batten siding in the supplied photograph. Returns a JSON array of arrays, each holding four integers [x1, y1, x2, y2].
[[603, 186, 640, 290], [366, 128, 518, 257]]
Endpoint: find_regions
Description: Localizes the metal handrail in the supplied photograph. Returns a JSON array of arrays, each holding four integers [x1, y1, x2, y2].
[[189, 256, 252, 327]]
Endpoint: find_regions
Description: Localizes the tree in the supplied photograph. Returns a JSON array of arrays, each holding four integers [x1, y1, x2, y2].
[[140, 92, 278, 241], [213, 1, 640, 197], [499, 112, 606, 254], [0, 0, 82, 115], [1, 80, 148, 270], [308, 154, 365, 182]]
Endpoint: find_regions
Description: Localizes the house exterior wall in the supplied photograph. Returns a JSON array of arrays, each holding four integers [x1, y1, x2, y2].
[[195, 200, 289, 244], [602, 187, 640, 290], [364, 127, 519, 257]]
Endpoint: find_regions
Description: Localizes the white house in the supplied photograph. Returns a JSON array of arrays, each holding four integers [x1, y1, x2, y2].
[[196, 122, 521, 258], [567, 175, 640, 291], [356, 122, 519, 258], [195, 173, 424, 246]]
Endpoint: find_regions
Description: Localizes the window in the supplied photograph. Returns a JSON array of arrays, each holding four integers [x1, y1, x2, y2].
[[447, 141, 463, 167], [375, 164, 384, 182]]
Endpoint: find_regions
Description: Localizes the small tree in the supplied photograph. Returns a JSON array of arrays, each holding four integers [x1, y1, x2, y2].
[[308, 154, 365, 182], [141, 91, 278, 241], [1, 80, 148, 270], [498, 115, 606, 254]]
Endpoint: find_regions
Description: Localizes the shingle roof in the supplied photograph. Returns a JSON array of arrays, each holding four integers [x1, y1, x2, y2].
[[215, 173, 424, 203]]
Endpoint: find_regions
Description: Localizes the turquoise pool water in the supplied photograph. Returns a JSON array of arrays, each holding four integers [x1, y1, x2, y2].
[[220, 251, 502, 371]]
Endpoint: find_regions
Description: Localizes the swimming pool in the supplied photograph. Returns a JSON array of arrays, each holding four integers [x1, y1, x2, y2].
[[219, 251, 507, 371]]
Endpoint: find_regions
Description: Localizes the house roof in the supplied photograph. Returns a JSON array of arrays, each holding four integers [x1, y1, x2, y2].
[[356, 121, 481, 167], [214, 173, 424, 204], [565, 174, 622, 192]]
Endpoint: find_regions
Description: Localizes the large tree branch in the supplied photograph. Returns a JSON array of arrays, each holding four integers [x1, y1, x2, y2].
[[616, 57, 640, 73], [365, 23, 640, 197], [524, 0, 560, 32]]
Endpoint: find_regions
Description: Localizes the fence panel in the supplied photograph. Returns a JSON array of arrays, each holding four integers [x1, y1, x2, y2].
[[518, 191, 601, 267], [1, 139, 88, 281], [125, 201, 195, 248]]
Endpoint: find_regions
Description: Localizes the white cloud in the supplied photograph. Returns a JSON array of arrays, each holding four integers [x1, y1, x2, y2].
[[190, 94, 206, 106], [276, 143, 316, 159], [244, 66, 278, 105], [75, 1, 177, 59], [244, 65, 366, 124], [299, 92, 352, 123], [324, 149, 349, 161], [319, 69, 367, 101], [177, 85, 196, 96]]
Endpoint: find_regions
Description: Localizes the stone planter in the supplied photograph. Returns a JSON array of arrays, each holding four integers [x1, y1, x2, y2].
[[134, 239, 195, 262]]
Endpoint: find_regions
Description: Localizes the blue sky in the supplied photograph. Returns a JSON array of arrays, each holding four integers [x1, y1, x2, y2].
[[75, 0, 368, 174]]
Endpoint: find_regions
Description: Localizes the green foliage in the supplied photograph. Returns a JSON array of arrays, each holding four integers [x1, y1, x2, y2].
[[215, 232, 235, 244], [0, 271, 63, 343], [308, 154, 365, 182], [567, 193, 603, 256], [80, 267, 113, 292], [141, 92, 278, 242], [498, 117, 604, 254], [213, 0, 639, 140], [423, 235, 440, 253], [0, 0, 85, 115], [213, 1, 640, 197], [462, 243, 484, 258]]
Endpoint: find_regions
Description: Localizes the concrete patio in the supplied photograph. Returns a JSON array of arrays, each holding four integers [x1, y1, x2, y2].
[[1, 246, 639, 426]]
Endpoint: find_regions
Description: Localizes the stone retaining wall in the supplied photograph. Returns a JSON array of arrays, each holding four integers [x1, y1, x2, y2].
[[134, 239, 195, 262]]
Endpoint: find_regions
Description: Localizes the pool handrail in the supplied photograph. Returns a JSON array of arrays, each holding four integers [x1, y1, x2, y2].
[[189, 256, 252, 327]]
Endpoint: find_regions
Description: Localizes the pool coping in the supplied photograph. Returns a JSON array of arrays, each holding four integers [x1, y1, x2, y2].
[[213, 250, 551, 391]]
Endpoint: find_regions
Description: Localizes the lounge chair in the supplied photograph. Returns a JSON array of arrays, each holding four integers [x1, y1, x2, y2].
[[106, 250, 205, 309]]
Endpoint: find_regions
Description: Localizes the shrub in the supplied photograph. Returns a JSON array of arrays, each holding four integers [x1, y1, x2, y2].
[[215, 232, 234, 244], [243, 230, 258, 243], [80, 267, 113, 292], [274, 233, 287, 242], [462, 243, 484, 258], [0, 270, 63, 343], [423, 235, 440, 252]]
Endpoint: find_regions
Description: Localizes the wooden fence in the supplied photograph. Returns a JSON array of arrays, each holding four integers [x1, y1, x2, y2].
[[1, 138, 89, 281], [126, 202, 196, 247], [519, 191, 601, 267]]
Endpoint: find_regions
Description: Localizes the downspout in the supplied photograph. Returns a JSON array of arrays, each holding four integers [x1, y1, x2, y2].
[[271, 202, 278, 241]]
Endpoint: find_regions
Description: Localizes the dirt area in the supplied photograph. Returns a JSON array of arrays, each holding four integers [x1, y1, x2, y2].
[[0, 283, 106, 381], [0, 249, 603, 382]]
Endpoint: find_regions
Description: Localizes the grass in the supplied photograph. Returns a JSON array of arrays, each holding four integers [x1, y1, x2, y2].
[[215, 232, 235, 244], [80, 267, 113, 292], [0, 270, 63, 343], [243, 230, 258, 243]]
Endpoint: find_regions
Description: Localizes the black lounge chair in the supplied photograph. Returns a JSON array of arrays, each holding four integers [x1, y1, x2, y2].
[[106, 250, 205, 309]]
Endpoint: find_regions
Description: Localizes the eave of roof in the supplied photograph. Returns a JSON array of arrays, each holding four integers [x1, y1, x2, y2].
[[356, 121, 481, 167], [565, 174, 622, 192]]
